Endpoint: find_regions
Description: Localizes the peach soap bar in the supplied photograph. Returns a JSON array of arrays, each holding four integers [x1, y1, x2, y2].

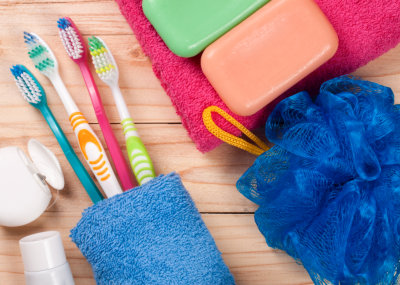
[[201, 0, 338, 116]]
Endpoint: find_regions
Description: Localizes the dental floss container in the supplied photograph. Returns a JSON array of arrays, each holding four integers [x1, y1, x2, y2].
[[19, 231, 75, 285], [0, 139, 64, 227]]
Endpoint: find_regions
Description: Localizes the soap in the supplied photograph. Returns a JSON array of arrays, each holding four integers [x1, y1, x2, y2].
[[201, 0, 338, 116], [142, 0, 270, 58]]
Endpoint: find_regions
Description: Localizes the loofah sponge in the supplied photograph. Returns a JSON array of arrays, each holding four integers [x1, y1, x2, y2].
[[237, 76, 400, 284]]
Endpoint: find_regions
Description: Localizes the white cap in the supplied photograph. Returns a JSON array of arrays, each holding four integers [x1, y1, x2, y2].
[[19, 231, 67, 272], [28, 139, 64, 191]]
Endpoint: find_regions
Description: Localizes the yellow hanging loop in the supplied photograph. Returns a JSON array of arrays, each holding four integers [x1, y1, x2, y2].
[[202, 106, 270, 156]]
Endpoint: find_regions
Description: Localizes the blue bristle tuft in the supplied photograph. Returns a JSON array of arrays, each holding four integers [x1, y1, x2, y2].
[[10, 64, 45, 105], [9, 66, 16, 77], [10, 65, 23, 78], [57, 18, 71, 30], [23, 32, 36, 44]]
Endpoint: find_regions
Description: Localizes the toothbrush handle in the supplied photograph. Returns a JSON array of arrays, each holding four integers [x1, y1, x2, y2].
[[69, 112, 123, 197], [122, 118, 156, 185], [40, 106, 104, 203], [79, 63, 136, 190], [51, 76, 123, 197]]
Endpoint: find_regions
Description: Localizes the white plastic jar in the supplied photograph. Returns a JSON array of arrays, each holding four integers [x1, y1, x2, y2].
[[19, 231, 75, 285]]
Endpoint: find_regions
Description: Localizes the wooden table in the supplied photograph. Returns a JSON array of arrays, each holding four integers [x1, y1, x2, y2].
[[1, 1, 399, 284]]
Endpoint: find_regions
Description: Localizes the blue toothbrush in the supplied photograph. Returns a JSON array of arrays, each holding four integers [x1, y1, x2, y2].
[[10, 64, 104, 203]]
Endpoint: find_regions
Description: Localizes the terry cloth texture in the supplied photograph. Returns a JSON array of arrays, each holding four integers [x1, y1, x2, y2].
[[115, 0, 400, 152], [71, 173, 235, 285]]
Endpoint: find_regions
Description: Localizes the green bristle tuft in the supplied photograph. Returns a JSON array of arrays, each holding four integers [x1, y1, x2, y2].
[[25, 33, 56, 76], [88, 36, 104, 53], [35, 58, 55, 71], [28, 45, 46, 58]]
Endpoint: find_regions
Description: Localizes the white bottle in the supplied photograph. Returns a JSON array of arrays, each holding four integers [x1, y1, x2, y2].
[[19, 231, 75, 285]]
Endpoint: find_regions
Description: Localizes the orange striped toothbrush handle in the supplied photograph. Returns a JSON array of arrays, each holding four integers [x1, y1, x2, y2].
[[69, 111, 123, 197]]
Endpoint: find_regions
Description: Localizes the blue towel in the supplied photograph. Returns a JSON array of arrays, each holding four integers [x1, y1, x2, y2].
[[71, 173, 234, 285]]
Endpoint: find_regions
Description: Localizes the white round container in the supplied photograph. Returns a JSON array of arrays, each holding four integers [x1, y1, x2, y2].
[[0, 139, 64, 227]]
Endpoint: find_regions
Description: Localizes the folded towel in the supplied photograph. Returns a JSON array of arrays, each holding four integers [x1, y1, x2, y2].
[[115, 0, 400, 152], [71, 173, 235, 285]]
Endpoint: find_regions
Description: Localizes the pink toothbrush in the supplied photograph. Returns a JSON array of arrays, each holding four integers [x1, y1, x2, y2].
[[57, 17, 136, 190]]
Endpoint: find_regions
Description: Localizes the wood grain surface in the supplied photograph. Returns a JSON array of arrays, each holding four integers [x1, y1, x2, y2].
[[0, 0, 399, 284]]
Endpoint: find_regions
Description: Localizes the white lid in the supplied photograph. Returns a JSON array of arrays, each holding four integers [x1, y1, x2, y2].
[[20, 231, 67, 272], [28, 139, 64, 190]]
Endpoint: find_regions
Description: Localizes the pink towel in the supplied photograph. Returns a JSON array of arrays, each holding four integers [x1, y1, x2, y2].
[[115, 0, 400, 152]]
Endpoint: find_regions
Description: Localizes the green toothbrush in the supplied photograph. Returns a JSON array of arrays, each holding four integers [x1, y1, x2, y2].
[[88, 36, 156, 185]]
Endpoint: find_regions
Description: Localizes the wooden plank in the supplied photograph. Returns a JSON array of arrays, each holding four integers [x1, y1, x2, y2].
[[1, 33, 180, 124], [0, 0, 179, 124], [0, 214, 312, 285], [0, 121, 257, 213], [353, 45, 400, 102], [0, 1, 131, 37]]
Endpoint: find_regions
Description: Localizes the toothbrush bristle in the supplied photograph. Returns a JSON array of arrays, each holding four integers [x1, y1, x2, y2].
[[23, 31, 36, 44], [24, 32, 55, 76], [57, 17, 84, 60], [88, 36, 116, 81], [57, 17, 72, 30], [10, 65, 43, 105]]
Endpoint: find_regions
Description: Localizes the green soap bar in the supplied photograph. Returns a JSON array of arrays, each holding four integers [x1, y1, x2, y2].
[[143, 0, 270, 58]]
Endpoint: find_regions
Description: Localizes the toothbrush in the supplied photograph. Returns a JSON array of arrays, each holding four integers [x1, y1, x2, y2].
[[88, 36, 156, 185], [10, 65, 104, 203], [24, 32, 123, 198], [57, 17, 136, 190]]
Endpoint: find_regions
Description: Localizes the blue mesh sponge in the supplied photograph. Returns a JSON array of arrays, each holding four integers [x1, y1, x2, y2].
[[71, 173, 235, 285], [237, 76, 400, 284]]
